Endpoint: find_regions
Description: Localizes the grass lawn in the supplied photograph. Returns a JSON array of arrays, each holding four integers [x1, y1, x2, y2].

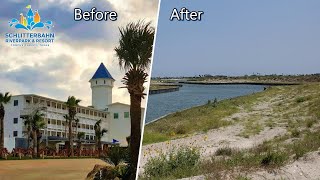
[[0, 158, 106, 180]]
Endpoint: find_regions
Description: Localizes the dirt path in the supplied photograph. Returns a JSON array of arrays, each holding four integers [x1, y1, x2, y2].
[[0, 159, 106, 180]]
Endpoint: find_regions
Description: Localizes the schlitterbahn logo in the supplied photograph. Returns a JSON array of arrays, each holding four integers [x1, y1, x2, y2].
[[5, 5, 55, 47], [8, 5, 53, 31]]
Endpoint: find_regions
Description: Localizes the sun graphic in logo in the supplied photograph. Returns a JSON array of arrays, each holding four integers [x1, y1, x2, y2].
[[8, 5, 53, 31]]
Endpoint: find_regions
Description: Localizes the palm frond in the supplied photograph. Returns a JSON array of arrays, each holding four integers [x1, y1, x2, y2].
[[115, 20, 154, 72], [0, 92, 12, 104], [101, 128, 108, 135]]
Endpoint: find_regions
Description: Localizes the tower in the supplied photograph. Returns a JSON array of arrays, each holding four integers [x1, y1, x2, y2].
[[90, 63, 115, 110]]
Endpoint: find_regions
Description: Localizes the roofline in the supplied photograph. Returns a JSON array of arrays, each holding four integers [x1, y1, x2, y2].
[[109, 102, 145, 109], [109, 102, 130, 106], [15, 94, 109, 113]]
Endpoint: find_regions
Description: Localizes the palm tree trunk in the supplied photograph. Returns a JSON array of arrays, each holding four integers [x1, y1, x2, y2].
[[36, 130, 40, 157], [69, 119, 73, 157], [79, 142, 82, 156], [64, 122, 67, 137], [0, 105, 5, 149], [129, 93, 142, 180], [33, 131, 37, 157], [98, 140, 101, 157], [27, 131, 30, 149], [27, 125, 32, 149], [76, 122, 78, 135]]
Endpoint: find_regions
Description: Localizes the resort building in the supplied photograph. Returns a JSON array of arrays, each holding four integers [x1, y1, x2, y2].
[[3, 63, 144, 151]]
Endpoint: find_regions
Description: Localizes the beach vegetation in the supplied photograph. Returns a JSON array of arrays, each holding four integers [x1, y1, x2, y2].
[[142, 83, 320, 178], [142, 146, 200, 179]]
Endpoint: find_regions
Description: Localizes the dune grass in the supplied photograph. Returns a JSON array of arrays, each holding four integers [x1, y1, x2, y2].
[[142, 125, 320, 179], [143, 85, 280, 144], [141, 83, 320, 179]]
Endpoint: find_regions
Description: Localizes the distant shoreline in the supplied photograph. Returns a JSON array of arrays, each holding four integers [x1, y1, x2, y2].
[[179, 81, 300, 86], [149, 84, 182, 95]]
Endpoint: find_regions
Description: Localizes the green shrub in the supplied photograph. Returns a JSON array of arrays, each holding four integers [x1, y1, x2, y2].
[[291, 129, 300, 138], [104, 146, 130, 166], [305, 119, 316, 128], [213, 98, 218, 107], [207, 100, 211, 105], [175, 124, 188, 135], [143, 146, 200, 179], [290, 131, 320, 160], [296, 97, 307, 103], [215, 147, 234, 156], [260, 151, 287, 167]]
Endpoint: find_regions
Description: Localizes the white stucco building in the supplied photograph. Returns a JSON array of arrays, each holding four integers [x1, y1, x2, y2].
[[3, 63, 144, 151]]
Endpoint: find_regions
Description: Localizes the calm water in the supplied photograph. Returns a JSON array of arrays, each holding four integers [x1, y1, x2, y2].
[[145, 84, 265, 123]]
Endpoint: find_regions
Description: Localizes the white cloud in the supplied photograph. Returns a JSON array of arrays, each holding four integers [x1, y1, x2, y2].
[[0, 0, 158, 108]]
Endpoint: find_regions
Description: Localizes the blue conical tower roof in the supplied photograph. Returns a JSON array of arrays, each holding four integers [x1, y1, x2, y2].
[[91, 63, 114, 80]]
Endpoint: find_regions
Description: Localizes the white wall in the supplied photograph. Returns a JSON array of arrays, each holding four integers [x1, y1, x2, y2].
[[105, 103, 145, 147], [3, 95, 25, 151], [90, 78, 114, 110]]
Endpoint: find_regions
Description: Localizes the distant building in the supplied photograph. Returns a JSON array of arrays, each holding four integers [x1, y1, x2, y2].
[[3, 63, 144, 151]]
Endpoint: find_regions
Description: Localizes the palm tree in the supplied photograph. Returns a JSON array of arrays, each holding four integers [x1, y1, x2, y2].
[[94, 119, 108, 157], [0, 92, 11, 149], [32, 110, 46, 157], [63, 114, 69, 138], [22, 109, 46, 157], [75, 118, 80, 134], [77, 132, 85, 156], [21, 115, 32, 149], [65, 96, 81, 157], [114, 21, 154, 178]]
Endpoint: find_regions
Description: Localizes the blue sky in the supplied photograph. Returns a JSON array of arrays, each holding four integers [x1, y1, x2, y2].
[[0, 0, 158, 106], [152, 0, 320, 77]]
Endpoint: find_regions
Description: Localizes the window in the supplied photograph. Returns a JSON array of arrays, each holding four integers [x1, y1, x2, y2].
[[13, 100, 18, 106], [96, 80, 97, 84], [13, 118, 18, 124], [59, 144, 65, 150], [104, 80, 106, 84], [114, 113, 119, 119], [124, 112, 130, 118], [13, 131, 18, 137], [48, 120, 51, 124]]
